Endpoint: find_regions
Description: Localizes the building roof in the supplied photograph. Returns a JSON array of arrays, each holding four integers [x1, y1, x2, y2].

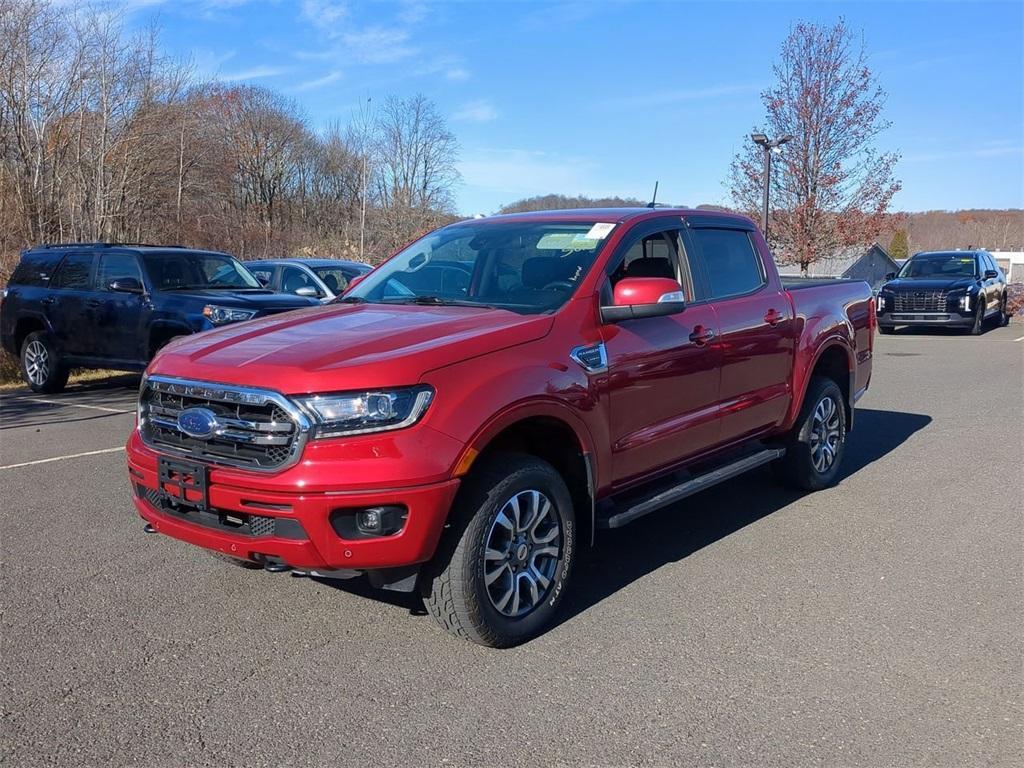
[[775, 243, 895, 278]]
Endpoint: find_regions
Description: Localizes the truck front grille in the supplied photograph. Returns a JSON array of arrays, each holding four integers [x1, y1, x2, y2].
[[893, 290, 948, 312], [138, 376, 310, 471]]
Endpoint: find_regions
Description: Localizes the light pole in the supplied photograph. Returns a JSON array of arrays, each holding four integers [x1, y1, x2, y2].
[[750, 132, 793, 241]]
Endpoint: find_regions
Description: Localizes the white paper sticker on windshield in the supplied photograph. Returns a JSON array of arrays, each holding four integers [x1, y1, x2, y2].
[[584, 222, 615, 240]]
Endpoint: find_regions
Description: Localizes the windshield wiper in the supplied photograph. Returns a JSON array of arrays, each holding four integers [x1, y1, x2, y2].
[[386, 296, 491, 308], [334, 295, 368, 304]]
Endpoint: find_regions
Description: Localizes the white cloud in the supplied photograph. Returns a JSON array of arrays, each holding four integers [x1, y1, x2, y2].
[[445, 67, 470, 82], [452, 99, 497, 123], [341, 26, 416, 63], [296, 70, 343, 91], [219, 65, 291, 82], [191, 48, 236, 79], [301, 0, 347, 34]]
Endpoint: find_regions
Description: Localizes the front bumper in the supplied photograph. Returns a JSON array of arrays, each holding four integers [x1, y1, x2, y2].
[[127, 430, 461, 571], [877, 311, 974, 328]]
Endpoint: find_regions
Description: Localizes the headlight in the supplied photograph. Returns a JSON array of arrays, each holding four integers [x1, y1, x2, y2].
[[203, 305, 257, 325], [295, 385, 434, 438]]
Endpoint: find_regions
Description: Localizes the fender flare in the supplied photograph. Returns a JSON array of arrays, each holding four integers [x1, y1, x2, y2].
[[789, 337, 856, 431]]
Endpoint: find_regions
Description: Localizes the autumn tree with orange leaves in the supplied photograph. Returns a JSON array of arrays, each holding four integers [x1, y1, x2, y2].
[[729, 20, 901, 274]]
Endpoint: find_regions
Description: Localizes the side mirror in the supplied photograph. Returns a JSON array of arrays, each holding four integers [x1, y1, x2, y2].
[[884, 272, 896, 281], [344, 274, 365, 293], [294, 285, 322, 298], [109, 277, 144, 293], [984, 269, 998, 279], [600, 277, 686, 323], [255, 274, 270, 287]]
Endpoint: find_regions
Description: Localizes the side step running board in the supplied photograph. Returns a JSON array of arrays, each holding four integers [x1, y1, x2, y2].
[[600, 447, 785, 529]]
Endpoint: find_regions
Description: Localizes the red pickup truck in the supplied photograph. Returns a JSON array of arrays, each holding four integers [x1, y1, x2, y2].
[[127, 208, 874, 646]]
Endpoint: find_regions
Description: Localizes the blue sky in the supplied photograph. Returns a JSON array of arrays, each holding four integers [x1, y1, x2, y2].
[[127, 0, 1023, 215]]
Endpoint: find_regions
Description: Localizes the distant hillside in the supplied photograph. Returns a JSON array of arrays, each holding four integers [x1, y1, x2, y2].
[[883, 210, 1024, 254], [498, 194, 646, 213], [496, 196, 1023, 255]]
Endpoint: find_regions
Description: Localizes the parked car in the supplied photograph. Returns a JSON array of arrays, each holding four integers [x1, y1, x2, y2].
[[243, 258, 372, 302], [0, 243, 319, 393], [876, 249, 1010, 334], [126, 208, 874, 647]]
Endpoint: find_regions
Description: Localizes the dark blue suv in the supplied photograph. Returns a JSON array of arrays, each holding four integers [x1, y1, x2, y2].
[[0, 243, 319, 392]]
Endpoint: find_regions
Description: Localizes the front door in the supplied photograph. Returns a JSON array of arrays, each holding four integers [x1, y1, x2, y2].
[[685, 224, 796, 445], [601, 220, 723, 486]]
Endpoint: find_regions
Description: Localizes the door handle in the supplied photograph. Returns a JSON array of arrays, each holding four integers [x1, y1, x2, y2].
[[85, 299, 101, 308], [41, 296, 56, 306], [689, 326, 715, 346], [764, 308, 782, 325]]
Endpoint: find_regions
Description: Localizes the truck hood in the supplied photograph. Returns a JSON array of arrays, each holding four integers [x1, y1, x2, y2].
[[161, 288, 319, 310], [882, 277, 976, 292], [151, 302, 554, 394]]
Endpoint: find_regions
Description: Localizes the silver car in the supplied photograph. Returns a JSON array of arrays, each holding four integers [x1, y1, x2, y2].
[[243, 258, 373, 303]]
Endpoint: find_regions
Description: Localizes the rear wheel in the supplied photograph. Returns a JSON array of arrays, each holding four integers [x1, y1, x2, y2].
[[774, 376, 847, 491], [998, 294, 1010, 327], [20, 331, 69, 393], [421, 453, 576, 647]]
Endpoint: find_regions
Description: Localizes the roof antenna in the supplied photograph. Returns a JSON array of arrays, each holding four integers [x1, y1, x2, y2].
[[646, 181, 659, 208]]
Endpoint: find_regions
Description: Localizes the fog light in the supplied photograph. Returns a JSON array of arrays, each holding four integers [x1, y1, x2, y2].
[[352, 506, 407, 537], [357, 508, 383, 534]]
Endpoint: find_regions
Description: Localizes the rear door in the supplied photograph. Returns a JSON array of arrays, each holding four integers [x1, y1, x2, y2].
[[601, 218, 722, 486], [47, 252, 98, 357], [93, 251, 148, 362], [685, 220, 796, 445]]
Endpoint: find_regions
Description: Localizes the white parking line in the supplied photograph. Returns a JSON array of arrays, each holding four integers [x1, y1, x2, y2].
[[0, 446, 125, 471], [16, 396, 131, 414], [1015, 335, 1024, 342]]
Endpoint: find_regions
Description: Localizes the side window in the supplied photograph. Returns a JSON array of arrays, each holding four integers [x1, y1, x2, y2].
[[9, 251, 64, 286], [97, 253, 142, 290], [689, 228, 765, 299], [280, 266, 318, 295], [53, 253, 94, 290], [248, 267, 274, 286], [608, 229, 695, 301]]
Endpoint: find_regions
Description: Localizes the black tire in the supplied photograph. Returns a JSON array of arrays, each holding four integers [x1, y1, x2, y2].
[[878, 324, 895, 335], [20, 331, 69, 393], [774, 376, 847, 491], [421, 453, 577, 648], [969, 300, 985, 335], [998, 294, 1010, 327]]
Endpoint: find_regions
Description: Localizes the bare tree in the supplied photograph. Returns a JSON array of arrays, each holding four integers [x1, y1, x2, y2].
[[729, 19, 902, 273]]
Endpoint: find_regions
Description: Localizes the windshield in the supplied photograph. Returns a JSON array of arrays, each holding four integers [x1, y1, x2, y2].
[[346, 221, 616, 314], [143, 251, 262, 290], [898, 254, 978, 279]]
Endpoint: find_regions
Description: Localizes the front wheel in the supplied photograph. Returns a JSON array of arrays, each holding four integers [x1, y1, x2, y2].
[[421, 453, 576, 647], [969, 300, 985, 335], [20, 331, 69, 393], [774, 376, 847, 491]]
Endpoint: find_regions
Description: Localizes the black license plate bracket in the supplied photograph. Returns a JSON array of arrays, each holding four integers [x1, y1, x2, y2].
[[157, 457, 209, 511]]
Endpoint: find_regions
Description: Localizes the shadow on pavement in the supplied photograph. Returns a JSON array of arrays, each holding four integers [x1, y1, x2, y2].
[[314, 407, 933, 628], [0, 374, 141, 430]]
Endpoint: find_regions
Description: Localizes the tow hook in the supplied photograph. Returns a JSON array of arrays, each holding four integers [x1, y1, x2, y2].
[[264, 562, 290, 573], [143, 523, 157, 534]]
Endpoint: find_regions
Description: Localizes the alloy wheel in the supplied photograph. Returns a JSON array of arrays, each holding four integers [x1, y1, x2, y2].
[[483, 489, 562, 618], [809, 395, 841, 474], [24, 340, 49, 386]]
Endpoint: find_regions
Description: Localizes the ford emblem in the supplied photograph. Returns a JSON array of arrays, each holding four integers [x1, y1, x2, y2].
[[177, 407, 219, 439]]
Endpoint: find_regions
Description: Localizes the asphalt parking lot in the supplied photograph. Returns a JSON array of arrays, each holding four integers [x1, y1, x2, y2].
[[2, 325, 1022, 768]]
